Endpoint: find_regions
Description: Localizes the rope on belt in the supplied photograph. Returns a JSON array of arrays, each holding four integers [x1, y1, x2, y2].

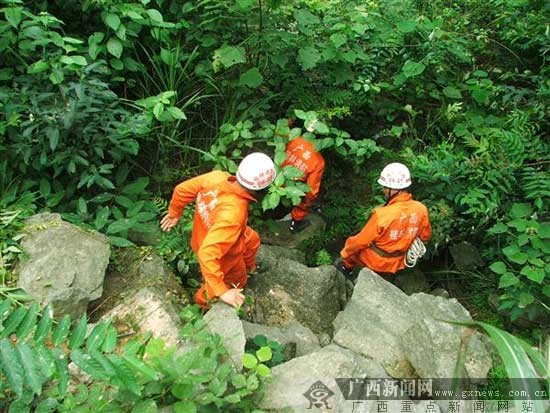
[[404, 237, 427, 268]]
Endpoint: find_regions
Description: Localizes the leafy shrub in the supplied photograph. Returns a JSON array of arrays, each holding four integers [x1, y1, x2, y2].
[[487, 203, 550, 322], [0, 299, 269, 412]]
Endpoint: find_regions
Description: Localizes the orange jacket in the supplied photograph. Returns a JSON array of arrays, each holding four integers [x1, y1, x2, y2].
[[243, 226, 260, 272], [341, 192, 431, 274], [281, 136, 325, 220], [168, 170, 256, 298]]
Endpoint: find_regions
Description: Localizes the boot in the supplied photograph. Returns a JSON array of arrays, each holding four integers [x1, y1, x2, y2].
[[289, 219, 310, 233]]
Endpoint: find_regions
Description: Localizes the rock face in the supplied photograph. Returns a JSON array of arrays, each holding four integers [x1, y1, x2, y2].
[[101, 287, 184, 347], [95, 247, 190, 347], [449, 241, 483, 270], [260, 344, 388, 413], [258, 213, 325, 249], [204, 303, 246, 371], [242, 320, 320, 357], [332, 269, 492, 382], [246, 245, 346, 335], [17, 213, 110, 318]]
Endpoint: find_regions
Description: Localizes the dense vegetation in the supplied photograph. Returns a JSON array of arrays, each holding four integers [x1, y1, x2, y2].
[[0, 0, 548, 410]]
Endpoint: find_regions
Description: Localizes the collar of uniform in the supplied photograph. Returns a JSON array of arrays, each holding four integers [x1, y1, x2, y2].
[[387, 191, 412, 205], [227, 176, 257, 202]]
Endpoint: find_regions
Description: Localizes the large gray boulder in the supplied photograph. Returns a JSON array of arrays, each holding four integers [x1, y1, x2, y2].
[[100, 287, 183, 347], [204, 303, 246, 371], [260, 344, 387, 413], [242, 320, 320, 358], [95, 247, 190, 348], [246, 245, 346, 335], [333, 269, 492, 383], [17, 213, 110, 318]]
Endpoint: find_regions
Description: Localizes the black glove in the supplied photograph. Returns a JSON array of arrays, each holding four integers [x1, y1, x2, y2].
[[333, 257, 354, 280]]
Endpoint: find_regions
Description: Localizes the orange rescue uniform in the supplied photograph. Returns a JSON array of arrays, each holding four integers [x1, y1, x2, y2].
[[167, 170, 258, 306], [281, 136, 325, 221], [341, 192, 432, 274]]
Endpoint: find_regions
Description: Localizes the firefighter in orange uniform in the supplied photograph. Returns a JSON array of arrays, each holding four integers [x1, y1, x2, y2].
[[335, 163, 431, 278], [281, 121, 325, 233], [160, 153, 276, 308]]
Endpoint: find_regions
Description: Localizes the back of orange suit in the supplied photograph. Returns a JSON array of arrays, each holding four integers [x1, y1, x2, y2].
[[341, 192, 431, 274], [281, 136, 325, 221], [167, 170, 257, 306]]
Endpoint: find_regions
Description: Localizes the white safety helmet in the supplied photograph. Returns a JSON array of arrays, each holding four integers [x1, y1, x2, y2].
[[236, 152, 277, 191], [377, 162, 411, 189]]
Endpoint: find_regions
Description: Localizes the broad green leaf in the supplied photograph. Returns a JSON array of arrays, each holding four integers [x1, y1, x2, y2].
[[0, 300, 13, 326], [1, 306, 27, 338], [242, 353, 258, 369], [236, 0, 255, 11], [543, 285, 550, 298], [90, 351, 117, 377], [107, 354, 141, 395], [537, 223, 550, 239], [132, 400, 158, 413], [231, 373, 247, 389], [106, 218, 134, 234], [86, 322, 109, 351], [109, 236, 135, 247], [510, 203, 533, 218], [17, 342, 43, 395], [107, 38, 123, 58], [256, 363, 270, 377], [225, 394, 241, 403], [105, 13, 121, 31], [52, 348, 69, 396], [489, 261, 507, 275], [256, 346, 272, 362], [5, 8, 22, 28], [520, 266, 545, 283], [146, 9, 163, 23], [34, 343, 55, 380], [16, 302, 39, 340], [397, 20, 417, 33], [473, 322, 546, 413], [213, 45, 246, 69], [0, 338, 24, 396], [71, 349, 110, 380], [472, 87, 489, 104], [40, 179, 51, 197], [49, 69, 64, 85], [330, 33, 347, 48], [402, 60, 425, 77], [518, 292, 534, 307], [172, 383, 193, 399], [165, 106, 187, 120], [69, 315, 88, 350], [94, 207, 110, 230], [246, 374, 259, 391], [298, 46, 320, 71], [102, 325, 118, 353], [122, 177, 149, 195], [173, 401, 196, 413], [443, 86, 462, 99], [46, 127, 59, 152], [122, 354, 159, 381], [498, 273, 519, 288], [239, 67, 264, 88], [28, 60, 49, 74], [34, 306, 53, 343], [51, 315, 71, 346]]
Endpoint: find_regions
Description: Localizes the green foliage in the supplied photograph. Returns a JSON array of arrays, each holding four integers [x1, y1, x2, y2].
[[245, 335, 285, 368], [0, 300, 269, 412], [208, 110, 379, 214], [487, 203, 549, 322], [314, 249, 333, 266], [455, 321, 549, 413]]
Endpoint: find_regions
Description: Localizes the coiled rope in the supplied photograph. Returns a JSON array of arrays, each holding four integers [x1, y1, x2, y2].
[[405, 237, 427, 268]]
